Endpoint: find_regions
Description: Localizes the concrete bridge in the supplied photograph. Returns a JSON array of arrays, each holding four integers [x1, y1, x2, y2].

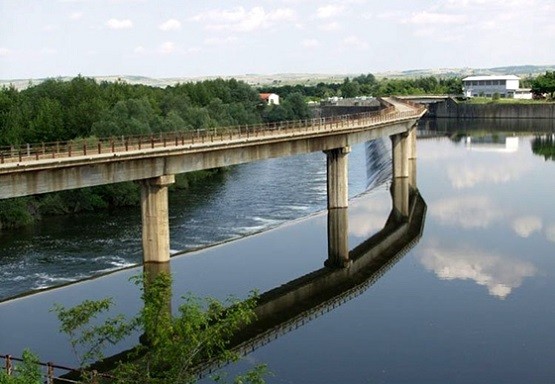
[[0, 97, 425, 267]]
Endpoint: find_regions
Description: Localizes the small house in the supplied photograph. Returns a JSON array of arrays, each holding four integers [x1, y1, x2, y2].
[[259, 93, 280, 105]]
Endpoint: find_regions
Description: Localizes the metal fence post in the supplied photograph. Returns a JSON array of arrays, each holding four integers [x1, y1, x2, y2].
[[47, 362, 54, 384], [5, 355, 12, 376]]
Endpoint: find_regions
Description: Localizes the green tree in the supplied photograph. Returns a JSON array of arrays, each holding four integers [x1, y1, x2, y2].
[[91, 98, 155, 137], [29, 98, 65, 142], [340, 78, 361, 98], [531, 135, 555, 161], [52, 273, 267, 384], [531, 71, 555, 99]]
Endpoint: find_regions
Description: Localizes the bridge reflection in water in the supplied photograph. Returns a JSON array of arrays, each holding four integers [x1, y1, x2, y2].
[[140, 156, 426, 376]]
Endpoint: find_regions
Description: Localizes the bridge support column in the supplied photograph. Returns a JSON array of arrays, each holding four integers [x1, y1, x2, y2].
[[407, 126, 417, 190], [391, 132, 409, 179], [140, 175, 175, 264], [391, 133, 410, 218], [324, 146, 351, 268]]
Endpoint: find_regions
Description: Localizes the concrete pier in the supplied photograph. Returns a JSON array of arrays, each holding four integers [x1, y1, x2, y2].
[[326, 208, 350, 268], [407, 127, 417, 189], [325, 146, 350, 209], [391, 132, 409, 179], [391, 127, 415, 218], [140, 175, 175, 264], [392, 177, 410, 218], [325, 147, 350, 267]]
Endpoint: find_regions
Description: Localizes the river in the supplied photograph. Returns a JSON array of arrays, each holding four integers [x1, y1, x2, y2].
[[1, 118, 555, 383]]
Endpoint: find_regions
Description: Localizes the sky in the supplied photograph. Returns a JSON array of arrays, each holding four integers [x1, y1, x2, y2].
[[1, 0, 554, 80]]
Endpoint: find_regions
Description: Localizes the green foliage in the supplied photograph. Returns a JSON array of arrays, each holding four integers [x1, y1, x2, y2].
[[212, 364, 271, 384], [340, 77, 361, 98], [52, 298, 138, 367], [261, 92, 312, 123], [259, 73, 462, 99], [0, 350, 42, 384], [0, 198, 34, 229], [52, 273, 265, 384], [531, 71, 555, 99]]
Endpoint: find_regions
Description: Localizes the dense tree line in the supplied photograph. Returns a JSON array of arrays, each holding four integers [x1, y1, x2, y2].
[[259, 73, 462, 100], [0, 76, 266, 147]]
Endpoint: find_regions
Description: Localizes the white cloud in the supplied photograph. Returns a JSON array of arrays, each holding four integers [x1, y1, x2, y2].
[[40, 48, 57, 55], [43, 24, 60, 32], [430, 195, 503, 229], [447, 160, 531, 189], [204, 36, 238, 45], [301, 38, 320, 48], [377, 11, 404, 20], [546, 24, 555, 37], [106, 18, 133, 30], [0, 48, 11, 57], [69, 12, 83, 20], [134, 46, 147, 54], [546, 225, 555, 243], [419, 241, 536, 299], [511, 216, 543, 238], [316, 5, 344, 19], [192, 7, 296, 32], [349, 194, 390, 238], [405, 11, 467, 25], [159, 19, 181, 31], [343, 35, 368, 50], [320, 21, 341, 31], [159, 41, 176, 54], [187, 46, 201, 54]]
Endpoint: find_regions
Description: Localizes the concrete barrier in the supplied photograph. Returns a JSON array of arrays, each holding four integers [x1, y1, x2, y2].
[[430, 98, 555, 119]]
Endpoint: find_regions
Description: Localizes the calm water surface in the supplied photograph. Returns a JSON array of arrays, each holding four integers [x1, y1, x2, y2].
[[1, 118, 555, 383]]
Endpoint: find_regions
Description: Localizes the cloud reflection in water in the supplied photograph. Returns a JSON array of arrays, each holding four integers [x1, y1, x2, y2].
[[430, 195, 503, 229], [349, 191, 391, 238], [511, 216, 543, 238], [419, 241, 536, 299], [545, 224, 555, 243]]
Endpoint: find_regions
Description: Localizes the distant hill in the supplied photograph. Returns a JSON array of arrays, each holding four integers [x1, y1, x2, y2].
[[2, 65, 554, 90], [375, 65, 555, 79]]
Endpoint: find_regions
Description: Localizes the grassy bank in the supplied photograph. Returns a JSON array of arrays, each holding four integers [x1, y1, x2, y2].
[[461, 97, 553, 105]]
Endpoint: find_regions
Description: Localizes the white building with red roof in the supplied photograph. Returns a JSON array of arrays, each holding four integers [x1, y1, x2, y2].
[[259, 93, 280, 105]]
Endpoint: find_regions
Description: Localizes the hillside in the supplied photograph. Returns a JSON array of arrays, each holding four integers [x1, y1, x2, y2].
[[2, 65, 554, 91]]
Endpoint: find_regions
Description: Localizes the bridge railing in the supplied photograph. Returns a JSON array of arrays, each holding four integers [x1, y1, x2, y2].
[[0, 353, 113, 383], [0, 105, 423, 167], [390, 96, 425, 110]]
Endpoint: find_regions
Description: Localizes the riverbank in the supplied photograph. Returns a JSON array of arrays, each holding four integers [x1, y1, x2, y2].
[[0, 169, 226, 230], [429, 97, 555, 119]]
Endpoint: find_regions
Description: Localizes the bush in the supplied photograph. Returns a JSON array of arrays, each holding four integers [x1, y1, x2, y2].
[[0, 198, 34, 229], [0, 350, 42, 384]]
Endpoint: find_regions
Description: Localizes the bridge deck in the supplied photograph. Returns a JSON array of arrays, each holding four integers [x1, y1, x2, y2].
[[0, 99, 425, 199]]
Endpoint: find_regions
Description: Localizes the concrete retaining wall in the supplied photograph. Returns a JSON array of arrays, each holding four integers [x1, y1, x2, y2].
[[430, 98, 555, 119]]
